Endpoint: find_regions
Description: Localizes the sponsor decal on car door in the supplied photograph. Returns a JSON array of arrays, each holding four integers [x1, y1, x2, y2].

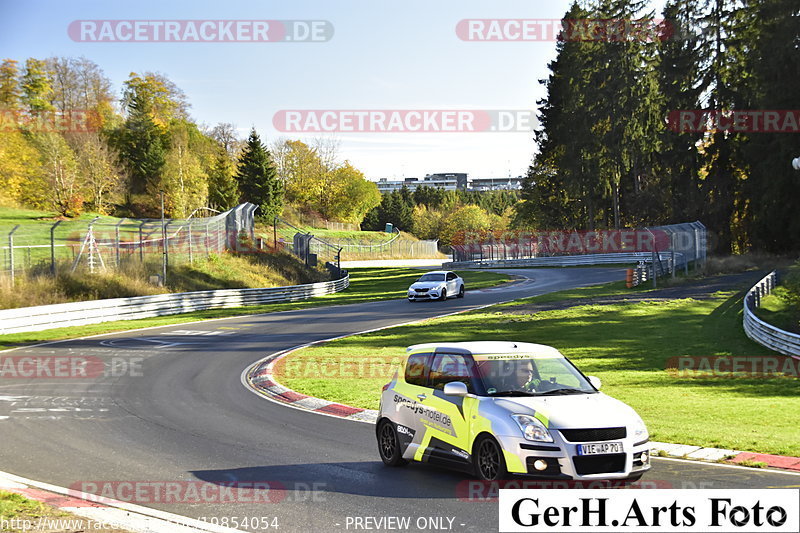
[[416, 353, 476, 466]]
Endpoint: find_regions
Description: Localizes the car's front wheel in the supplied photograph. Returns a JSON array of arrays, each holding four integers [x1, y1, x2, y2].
[[377, 420, 407, 467], [473, 435, 508, 481], [439, 289, 447, 301]]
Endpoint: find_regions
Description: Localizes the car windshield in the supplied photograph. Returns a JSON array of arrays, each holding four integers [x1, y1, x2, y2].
[[474, 356, 595, 396], [418, 273, 446, 282]]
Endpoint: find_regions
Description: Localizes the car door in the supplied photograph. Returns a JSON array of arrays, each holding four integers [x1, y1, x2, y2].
[[391, 351, 432, 460], [446, 272, 458, 295], [416, 352, 478, 469]]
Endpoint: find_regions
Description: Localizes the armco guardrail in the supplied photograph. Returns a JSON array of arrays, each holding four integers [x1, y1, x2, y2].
[[444, 252, 674, 269], [0, 273, 349, 335], [743, 271, 800, 357]]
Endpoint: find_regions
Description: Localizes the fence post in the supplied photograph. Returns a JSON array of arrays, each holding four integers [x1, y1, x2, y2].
[[138, 221, 145, 263], [50, 220, 63, 276], [671, 233, 676, 279], [694, 228, 700, 271], [115, 218, 126, 267], [8, 225, 19, 283], [188, 221, 193, 264]]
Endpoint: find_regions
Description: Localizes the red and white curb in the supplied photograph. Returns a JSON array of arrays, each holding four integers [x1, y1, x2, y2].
[[241, 299, 514, 423], [244, 339, 800, 474], [247, 345, 379, 423], [0, 471, 240, 533]]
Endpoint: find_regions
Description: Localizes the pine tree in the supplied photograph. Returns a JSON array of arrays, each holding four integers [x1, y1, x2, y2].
[[20, 58, 55, 114], [739, 0, 800, 252], [235, 129, 282, 219], [0, 59, 22, 111], [658, 0, 704, 223], [208, 148, 239, 210]]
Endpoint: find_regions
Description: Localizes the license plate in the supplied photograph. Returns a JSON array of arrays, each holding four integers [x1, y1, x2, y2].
[[577, 442, 623, 455]]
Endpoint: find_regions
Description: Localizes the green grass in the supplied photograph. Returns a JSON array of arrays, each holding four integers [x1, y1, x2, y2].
[[0, 267, 510, 350], [279, 283, 800, 456], [0, 491, 51, 520], [0, 251, 329, 310], [0, 490, 135, 532], [755, 291, 800, 334]]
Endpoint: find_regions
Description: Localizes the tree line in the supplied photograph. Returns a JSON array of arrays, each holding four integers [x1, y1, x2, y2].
[[362, 186, 519, 245], [515, 0, 799, 253], [0, 57, 381, 223]]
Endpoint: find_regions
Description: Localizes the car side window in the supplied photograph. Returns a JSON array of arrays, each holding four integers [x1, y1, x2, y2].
[[429, 354, 474, 392], [405, 353, 431, 387], [446, 272, 456, 281]]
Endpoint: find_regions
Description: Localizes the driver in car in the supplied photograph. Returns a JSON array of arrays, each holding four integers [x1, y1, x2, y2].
[[505, 359, 542, 391]]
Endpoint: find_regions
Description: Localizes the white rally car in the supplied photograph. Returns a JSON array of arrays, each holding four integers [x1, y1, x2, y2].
[[407, 271, 465, 301], [377, 341, 651, 481]]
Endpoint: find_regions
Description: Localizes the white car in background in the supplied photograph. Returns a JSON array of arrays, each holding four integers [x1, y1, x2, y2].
[[407, 271, 465, 301]]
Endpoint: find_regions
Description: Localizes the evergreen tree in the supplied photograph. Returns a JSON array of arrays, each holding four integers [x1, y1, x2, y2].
[[208, 148, 239, 210], [235, 129, 282, 219], [739, 0, 800, 252], [0, 59, 22, 111], [20, 58, 54, 114], [658, 0, 704, 223]]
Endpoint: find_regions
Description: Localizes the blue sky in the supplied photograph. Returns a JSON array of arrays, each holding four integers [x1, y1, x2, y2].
[[1, 0, 667, 181]]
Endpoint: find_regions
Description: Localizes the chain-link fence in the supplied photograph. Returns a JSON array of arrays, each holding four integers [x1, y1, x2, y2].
[[0, 203, 257, 281], [266, 217, 443, 263], [449, 221, 707, 270]]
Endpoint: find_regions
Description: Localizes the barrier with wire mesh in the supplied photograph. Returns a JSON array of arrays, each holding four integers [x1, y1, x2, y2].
[[0, 203, 257, 280]]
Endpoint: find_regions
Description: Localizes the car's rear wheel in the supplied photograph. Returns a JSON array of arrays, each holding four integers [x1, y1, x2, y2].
[[377, 420, 407, 467], [439, 289, 447, 301], [473, 435, 508, 481], [457, 285, 465, 298]]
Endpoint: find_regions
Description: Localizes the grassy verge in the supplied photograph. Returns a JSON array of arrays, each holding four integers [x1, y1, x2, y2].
[[278, 279, 800, 456], [0, 251, 329, 310], [755, 292, 800, 334], [0, 490, 134, 532], [752, 261, 800, 334], [0, 268, 510, 350]]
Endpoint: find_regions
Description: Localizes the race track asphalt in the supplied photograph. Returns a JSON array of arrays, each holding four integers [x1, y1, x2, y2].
[[1, 268, 798, 533]]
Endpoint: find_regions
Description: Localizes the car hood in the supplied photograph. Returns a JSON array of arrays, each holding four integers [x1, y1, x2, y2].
[[409, 281, 446, 289], [490, 392, 639, 429]]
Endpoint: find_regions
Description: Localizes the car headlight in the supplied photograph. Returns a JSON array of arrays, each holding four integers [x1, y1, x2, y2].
[[511, 414, 553, 442], [631, 415, 649, 441]]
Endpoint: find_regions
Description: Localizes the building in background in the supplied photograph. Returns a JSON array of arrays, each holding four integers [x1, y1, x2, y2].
[[375, 173, 521, 194], [469, 176, 523, 191]]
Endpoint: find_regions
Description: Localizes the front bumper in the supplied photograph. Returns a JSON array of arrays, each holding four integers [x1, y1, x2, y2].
[[496, 430, 652, 480], [408, 290, 441, 300]]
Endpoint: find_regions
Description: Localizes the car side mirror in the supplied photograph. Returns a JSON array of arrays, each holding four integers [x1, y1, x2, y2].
[[588, 376, 602, 390], [443, 381, 468, 397]]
